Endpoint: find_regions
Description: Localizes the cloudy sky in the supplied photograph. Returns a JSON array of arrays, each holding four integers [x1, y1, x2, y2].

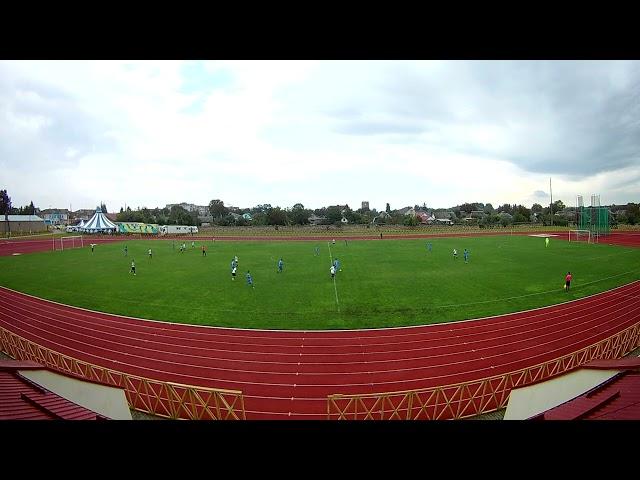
[[1, 60, 638, 213]]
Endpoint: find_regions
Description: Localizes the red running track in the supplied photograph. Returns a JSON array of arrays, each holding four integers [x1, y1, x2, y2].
[[1, 281, 640, 419], [2, 230, 640, 418], [0, 236, 123, 256]]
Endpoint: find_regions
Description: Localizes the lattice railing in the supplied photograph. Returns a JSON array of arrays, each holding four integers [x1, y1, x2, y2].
[[327, 321, 640, 420], [0, 326, 245, 420]]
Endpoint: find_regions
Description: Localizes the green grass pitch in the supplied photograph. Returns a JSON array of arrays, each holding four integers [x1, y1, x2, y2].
[[1, 235, 640, 330]]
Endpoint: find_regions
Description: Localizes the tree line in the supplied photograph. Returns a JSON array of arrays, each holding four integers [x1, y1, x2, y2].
[[2, 187, 639, 227], [1, 190, 36, 216]]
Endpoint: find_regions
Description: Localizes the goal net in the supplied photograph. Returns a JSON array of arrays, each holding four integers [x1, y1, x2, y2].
[[568, 230, 592, 243], [59, 235, 84, 251]]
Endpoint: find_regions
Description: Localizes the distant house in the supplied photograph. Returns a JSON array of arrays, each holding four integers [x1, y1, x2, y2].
[[558, 209, 576, 222], [39, 209, 69, 225], [434, 218, 454, 225], [433, 210, 456, 223], [416, 212, 435, 224], [308, 214, 327, 225], [166, 202, 209, 215], [372, 211, 392, 224], [396, 207, 416, 216], [1, 215, 47, 234], [71, 209, 94, 222]]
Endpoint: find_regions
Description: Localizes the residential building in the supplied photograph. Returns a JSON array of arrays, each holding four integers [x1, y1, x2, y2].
[[166, 203, 209, 216], [308, 214, 327, 225], [416, 212, 436, 224], [396, 207, 416, 217], [39, 209, 69, 225]]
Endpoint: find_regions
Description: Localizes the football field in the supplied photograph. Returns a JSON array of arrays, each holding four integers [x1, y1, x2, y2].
[[1, 235, 639, 329]]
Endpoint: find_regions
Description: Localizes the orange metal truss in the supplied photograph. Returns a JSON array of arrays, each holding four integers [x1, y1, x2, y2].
[[327, 321, 640, 420], [0, 326, 245, 420]]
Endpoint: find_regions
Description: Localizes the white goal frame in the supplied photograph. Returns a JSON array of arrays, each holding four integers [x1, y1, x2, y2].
[[59, 235, 84, 251], [568, 229, 592, 243]]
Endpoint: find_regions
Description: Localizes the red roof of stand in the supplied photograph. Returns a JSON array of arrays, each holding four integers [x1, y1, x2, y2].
[[533, 360, 640, 420], [0, 362, 104, 420]]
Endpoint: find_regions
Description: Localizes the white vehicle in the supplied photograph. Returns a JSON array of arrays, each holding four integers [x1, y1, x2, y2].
[[65, 225, 78, 233], [159, 225, 199, 235]]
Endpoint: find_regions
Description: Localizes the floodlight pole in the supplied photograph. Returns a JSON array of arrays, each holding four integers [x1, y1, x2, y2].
[[549, 178, 553, 227]]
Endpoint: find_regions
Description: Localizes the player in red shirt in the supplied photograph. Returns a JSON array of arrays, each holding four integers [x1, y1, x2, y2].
[[565, 272, 572, 291]]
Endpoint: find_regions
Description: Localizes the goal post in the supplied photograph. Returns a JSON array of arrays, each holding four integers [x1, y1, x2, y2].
[[568, 229, 592, 243], [59, 235, 84, 251]]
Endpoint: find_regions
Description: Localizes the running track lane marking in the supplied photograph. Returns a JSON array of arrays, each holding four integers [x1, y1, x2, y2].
[[327, 242, 341, 313]]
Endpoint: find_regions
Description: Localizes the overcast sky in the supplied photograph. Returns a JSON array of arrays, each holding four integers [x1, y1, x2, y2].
[[1, 60, 638, 212]]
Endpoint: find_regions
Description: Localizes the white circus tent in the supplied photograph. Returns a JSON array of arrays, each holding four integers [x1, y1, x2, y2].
[[80, 207, 117, 233]]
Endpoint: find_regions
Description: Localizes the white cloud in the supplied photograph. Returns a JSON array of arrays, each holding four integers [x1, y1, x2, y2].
[[0, 60, 638, 212]]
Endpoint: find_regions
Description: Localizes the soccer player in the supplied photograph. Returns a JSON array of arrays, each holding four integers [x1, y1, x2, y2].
[[453, 248, 458, 259], [330, 265, 336, 279], [427, 242, 432, 253], [234, 255, 239, 264], [129, 259, 136, 275], [192, 241, 195, 249], [463, 248, 469, 263], [90, 243, 95, 253], [231, 266, 237, 281], [565, 271, 572, 291], [202, 245, 207, 256], [148, 248, 152, 259], [334, 258, 341, 272], [344, 239, 348, 247], [124, 245, 128, 256], [246, 270, 254, 288], [315, 246, 320, 256], [277, 258, 284, 273], [545, 237, 550, 248], [231, 258, 237, 270]]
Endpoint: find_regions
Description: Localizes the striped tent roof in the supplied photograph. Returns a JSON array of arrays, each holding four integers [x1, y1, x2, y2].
[[80, 207, 117, 232]]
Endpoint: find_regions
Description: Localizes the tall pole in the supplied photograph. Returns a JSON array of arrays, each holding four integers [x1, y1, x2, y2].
[[550, 178, 553, 227]]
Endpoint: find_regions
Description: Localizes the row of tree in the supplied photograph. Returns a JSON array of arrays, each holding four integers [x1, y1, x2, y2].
[[610, 203, 640, 225], [3, 187, 639, 227], [105, 199, 640, 227], [116, 205, 199, 226], [0, 190, 38, 216]]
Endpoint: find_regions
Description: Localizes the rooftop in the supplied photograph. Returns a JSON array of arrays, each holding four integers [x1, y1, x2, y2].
[[0, 361, 104, 420]]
